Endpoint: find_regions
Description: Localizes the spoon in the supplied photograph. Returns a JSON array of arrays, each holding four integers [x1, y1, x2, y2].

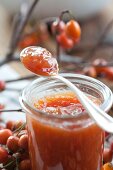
[[20, 46, 113, 133]]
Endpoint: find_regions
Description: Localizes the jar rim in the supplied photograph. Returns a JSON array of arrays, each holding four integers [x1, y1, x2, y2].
[[20, 73, 113, 120]]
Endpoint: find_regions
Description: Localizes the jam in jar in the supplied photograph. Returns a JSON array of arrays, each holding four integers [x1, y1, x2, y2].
[[20, 73, 113, 170]]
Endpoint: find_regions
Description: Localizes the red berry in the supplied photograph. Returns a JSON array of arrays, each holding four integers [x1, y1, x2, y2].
[[18, 33, 39, 50], [57, 32, 74, 49], [51, 20, 66, 34], [6, 121, 15, 130], [7, 136, 19, 152], [65, 20, 81, 43], [0, 147, 8, 163], [105, 132, 110, 138], [92, 58, 113, 80], [0, 80, 5, 91], [0, 129, 12, 145], [18, 135, 28, 150], [103, 148, 112, 163], [103, 67, 113, 81], [19, 159, 31, 170], [102, 163, 113, 170], [110, 141, 113, 152], [83, 66, 97, 78]]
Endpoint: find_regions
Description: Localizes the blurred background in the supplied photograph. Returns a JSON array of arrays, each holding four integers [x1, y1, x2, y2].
[[0, 0, 112, 19], [0, 0, 112, 56]]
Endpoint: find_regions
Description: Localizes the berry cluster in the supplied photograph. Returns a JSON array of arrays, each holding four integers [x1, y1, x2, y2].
[[0, 120, 31, 170], [83, 58, 113, 81], [51, 12, 81, 50]]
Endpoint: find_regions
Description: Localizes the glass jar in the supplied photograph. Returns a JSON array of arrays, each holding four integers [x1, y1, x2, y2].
[[20, 73, 113, 170]]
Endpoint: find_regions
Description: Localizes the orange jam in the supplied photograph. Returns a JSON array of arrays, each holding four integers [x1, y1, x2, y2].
[[27, 91, 104, 170], [20, 46, 58, 76]]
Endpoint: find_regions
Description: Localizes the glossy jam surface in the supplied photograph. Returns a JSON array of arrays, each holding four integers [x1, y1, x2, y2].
[[34, 92, 101, 117], [20, 46, 58, 76], [27, 92, 104, 170]]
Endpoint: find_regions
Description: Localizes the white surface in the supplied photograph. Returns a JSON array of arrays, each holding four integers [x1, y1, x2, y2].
[[0, 65, 29, 122], [0, 0, 112, 20]]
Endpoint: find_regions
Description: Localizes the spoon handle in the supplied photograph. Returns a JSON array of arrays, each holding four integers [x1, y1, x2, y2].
[[54, 75, 113, 133]]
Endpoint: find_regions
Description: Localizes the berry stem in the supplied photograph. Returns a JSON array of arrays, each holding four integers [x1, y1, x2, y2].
[[2, 160, 15, 168], [56, 10, 75, 67], [13, 123, 26, 134], [0, 109, 23, 113], [7, 0, 40, 58], [59, 10, 74, 20], [56, 40, 61, 66], [15, 156, 19, 170]]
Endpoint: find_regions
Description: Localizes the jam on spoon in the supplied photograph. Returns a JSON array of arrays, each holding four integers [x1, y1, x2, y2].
[[20, 46, 59, 76], [20, 46, 113, 133]]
